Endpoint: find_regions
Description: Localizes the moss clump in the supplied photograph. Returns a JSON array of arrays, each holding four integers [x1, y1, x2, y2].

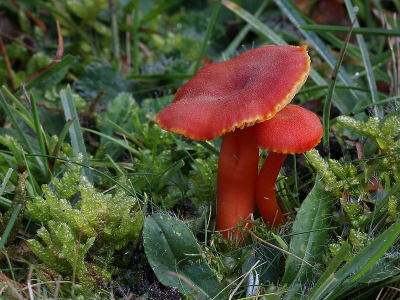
[[27, 153, 143, 290]]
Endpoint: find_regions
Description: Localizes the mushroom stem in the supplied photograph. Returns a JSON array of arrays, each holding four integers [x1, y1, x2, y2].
[[256, 152, 286, 226], [217, 126, 259, 239]]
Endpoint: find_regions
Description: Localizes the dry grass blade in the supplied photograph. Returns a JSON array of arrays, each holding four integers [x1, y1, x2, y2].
[[73, 224, 85, 286], [247, 228, 314, 268], [0, 272, 24, 300], [0, 32, 37, 52], [0, 35, 16, 91], [25, 19, 64, 83], [7, 1, 47, 32], [164, 270, 201, 300], [229, 260, 259, 300], [27, 266, 34, 300]]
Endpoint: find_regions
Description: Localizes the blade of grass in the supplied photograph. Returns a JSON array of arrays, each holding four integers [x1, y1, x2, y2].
[[126, 73, 192, 80], [26, 153, 140, 200], [301, 24, 400, 36], [14, 55, 78, 98], [2, 86, 33, 126], [196, 141, 220, 156], [344, 0, 380, 113], [140, 0, 184, 25], [48, 118, 75, 172], [82, 127, 141, 157], [28, 91, 48, 172], [60, 86, 92, 182], [0, 91, 46, 176], [221, 0, 269, 60], [106, 154, 124, 175], [0, 169, 13, 196], [105, 118, 146, 149], [0, 204, 22, 252], [132, 0, 139, 75], [321, 218, 400, 300], [221, 0, 352, 114], [323, 21, 355, 150], [193, 0, 222, 73], [152, 160, 185, 194], [308, 243, 351, 300], [272, 0, 360, 105], [108, 0, 120, 60], [8, 105, 35, 130]]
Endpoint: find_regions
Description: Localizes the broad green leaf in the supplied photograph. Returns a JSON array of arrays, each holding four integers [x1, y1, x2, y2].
[[282, 178, 332, 286], [143, 214, 222, 299]]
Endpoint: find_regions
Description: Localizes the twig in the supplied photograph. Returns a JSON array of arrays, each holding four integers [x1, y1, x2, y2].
[[24, 19, 64, 83], [0, 272, 24, 300], [7, 1, 47, 32], [247, 228, 314, 268], [0, 35, 16, 91], [229, 260, 259, 300], [0, 32, 37, 52], [27, 266, 34, 300], [164, 270, 201, 300]]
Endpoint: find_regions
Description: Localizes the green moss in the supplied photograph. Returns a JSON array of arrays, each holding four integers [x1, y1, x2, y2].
[[26, 153, 143, 290]]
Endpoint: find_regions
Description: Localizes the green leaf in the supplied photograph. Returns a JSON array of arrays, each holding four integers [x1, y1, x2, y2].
[[143, 214, 222, 299], [60, 86, 93, 182], [282, 178, 333, 286]]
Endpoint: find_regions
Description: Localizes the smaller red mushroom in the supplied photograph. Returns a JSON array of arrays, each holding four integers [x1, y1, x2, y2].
[[253, 105, 323, 226]]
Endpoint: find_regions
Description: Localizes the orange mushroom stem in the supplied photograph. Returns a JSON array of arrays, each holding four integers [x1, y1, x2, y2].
[[216, 127, 259, 239], [254, 105, 323, 227], [255, 152, 286, 226]]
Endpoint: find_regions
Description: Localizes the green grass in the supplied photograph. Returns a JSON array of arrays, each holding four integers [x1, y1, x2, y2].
[[1, 0, 400, 299]]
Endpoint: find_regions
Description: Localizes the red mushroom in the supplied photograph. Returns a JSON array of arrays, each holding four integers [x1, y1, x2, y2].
[[253, 105, 323, 226], [156, 46, 310, 239]]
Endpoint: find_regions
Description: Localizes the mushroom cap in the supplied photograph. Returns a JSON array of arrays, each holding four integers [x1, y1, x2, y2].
[[156, 45, 310, 141], [253, 105, 323, 154]]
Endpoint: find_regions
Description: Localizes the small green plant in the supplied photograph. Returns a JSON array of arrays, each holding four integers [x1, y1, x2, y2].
[[306, 113, 400, 257], [26, 153, 143, 290]]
